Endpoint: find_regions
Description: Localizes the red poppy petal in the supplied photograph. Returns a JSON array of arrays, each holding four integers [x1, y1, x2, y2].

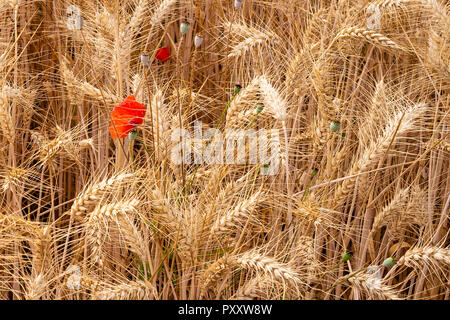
[[116, 97, 146, 116], [110, 119, 135, 139], [124, 95, 136, 102], [156, 46, 170, 62], [111, 108, 132, 123], [110, 96, 147, 138], [129, 117, 144, 125]]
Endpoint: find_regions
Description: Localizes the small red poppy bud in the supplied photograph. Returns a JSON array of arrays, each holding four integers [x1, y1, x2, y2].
[[155, 46, 170, 63]]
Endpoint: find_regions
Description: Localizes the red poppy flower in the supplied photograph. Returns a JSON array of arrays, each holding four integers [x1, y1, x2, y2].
[[109, 95, 146, 139], [155, 46, 170, 63]]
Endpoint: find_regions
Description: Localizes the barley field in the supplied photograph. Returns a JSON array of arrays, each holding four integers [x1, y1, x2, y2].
[[0, 0, 448, 300]]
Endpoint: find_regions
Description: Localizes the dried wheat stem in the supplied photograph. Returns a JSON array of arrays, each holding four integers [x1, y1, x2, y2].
[[231, 276, 272, 300], [30, 226, 51, 275], [226, 76, 262, 128], [200, 255, 232, 296], [0, 92, 15, 144], [235, 251, 303, 288], [70, 172, 136, 218], [372, 186, 426, 233], [396, 247, 450, 268], [334, 103, 427, 206], [95, 280, 157, 300], [25, 274, 46, 300], [87, 200, 140, 266], [337, 26, 406, 52], [349, 272, 402, 300], [211, 191, 262, 241], [61, 63, 118, 104]]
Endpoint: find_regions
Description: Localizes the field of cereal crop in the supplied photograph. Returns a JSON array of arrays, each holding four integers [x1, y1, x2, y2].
[[0, 0, 448, 300]]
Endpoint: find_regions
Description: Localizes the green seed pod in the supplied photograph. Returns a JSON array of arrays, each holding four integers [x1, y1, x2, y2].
[[330, 121, 340, 132], [129, 129, 137, 141], [255, 104, 264, 114], [180, 22, 190, 35], [382, 257, 395, 268], [233, 84, 242, 95], [260, 164, 271, 175], [341, 251, 353, 262]]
